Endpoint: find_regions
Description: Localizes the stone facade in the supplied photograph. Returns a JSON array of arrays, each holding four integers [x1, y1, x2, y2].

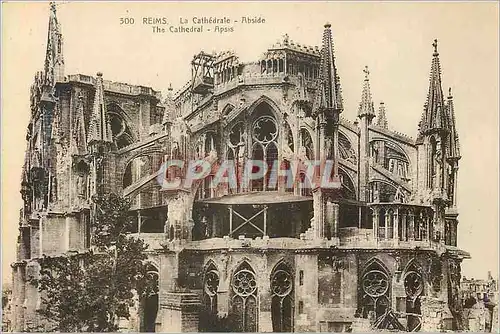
[[11, 3, 471, 333]]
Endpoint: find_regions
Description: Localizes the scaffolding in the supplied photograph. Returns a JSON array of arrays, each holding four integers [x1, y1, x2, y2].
[[191, 51, 215, 95]]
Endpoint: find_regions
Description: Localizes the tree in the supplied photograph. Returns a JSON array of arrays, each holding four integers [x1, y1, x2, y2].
[[30, 193, 158, 332]]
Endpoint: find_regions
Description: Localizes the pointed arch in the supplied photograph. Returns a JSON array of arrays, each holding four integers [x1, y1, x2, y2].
[[403, 259, 424, 331], [230, 259, 258, 332], [362, 257, 391, 275], [270, 259, 294, 332], [300, 127, 314, 161], [369, 137, 411, 164], [203, 259, 219, 272], [270, 258, 294, 277], [141, 260, 159, 332], [283, 119, 295, 153], [232, 258, 255, 275], [360, 257, 392, 320], [107, 102, 137, 148], [199, 259, 220, 331], [403, 259, 423, 275], [247, 95, 283, 120], [339, 167, 357, 200], [339, 130, 357, 165]]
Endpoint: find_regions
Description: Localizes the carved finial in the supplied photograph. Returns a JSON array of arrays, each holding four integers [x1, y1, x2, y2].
[[283, 33, 289, 45], [433, 39, 439, 56], [168, 83, 173, 91], [96, 72, 103, 77], [324, 22, 331, 28], [363, 66, 370, 81]]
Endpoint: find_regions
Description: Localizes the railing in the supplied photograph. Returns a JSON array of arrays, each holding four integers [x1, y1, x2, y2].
[[213, 72, 317, 95], [66, 74, 161, 99], [369, 203, 434, 244], [335, 202, 449, 249]]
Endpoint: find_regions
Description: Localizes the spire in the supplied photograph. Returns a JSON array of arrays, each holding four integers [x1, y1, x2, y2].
[[376, 102, 388, 129], [162, 83, 175, 125], [446, 87, 461, 159], [357, 66, 376, 119], [418, 39, 448, 136], [87, 73, 113, 145], [314, 23, 343, 115], [71, 93, 88, 155], [44, 2, 65, 87]]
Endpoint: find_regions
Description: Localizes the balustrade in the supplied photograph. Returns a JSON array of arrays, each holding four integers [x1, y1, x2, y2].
[[367, 203, 434, 245]]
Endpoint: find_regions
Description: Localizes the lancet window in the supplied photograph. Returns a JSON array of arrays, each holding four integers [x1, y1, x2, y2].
[[360, 261, 391, 320], [404, 262, 424, 331], [231, 262, 258, 332], [271, 263, 294, 332], [251, 112, 279, 191]]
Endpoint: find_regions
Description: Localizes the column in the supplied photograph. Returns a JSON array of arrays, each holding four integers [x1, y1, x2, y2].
[[358, 206, 362, 229], [325, 201, 334, 239], [408, 213, 415, 241], [401, 212, 407, 241], [384, 210, 389, 240], [452, 166, 459, 207], [372, 208, 379, 241], [137, 210, 142, 234], [333, 203, 339, 238], [319, 119, 326, 161], [426, 215, 431, 243], [263, 205, 268, 237], [228, 205, 233, 237], [394, 208, 399, 242]]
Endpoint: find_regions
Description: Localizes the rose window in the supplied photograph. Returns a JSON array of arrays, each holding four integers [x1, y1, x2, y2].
[[232, 269, 257, 297], [271, 269, 293, 297], [253, 116, 278, 144], [404, 271, 423, 297], [362, 270, 389, 297]]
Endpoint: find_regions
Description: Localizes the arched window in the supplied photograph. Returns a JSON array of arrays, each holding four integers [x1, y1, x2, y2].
[[404, 262, 424, 331], [370, 181, 398, 203], [271, 262, 293, 332], [300, 128, 314, 160], [284, 121, 294, 152], [108, 105, 134, 149], [141, 263, 159, 332], [339, 132, 357, 165], [360, 261, 391, 320], [227, 122, 245, 193], [370, 139, 410, 180], [339, 169, 356, 200], [231, 262, 258, 332], [430, 137, 437, 188], [387, 209, 395, 239], [299, 172, 312, 197], [123, 156, 151, 188], [378, 208, 386, 240], [251, 112, 279, 191], [200, 263, 220, 331]]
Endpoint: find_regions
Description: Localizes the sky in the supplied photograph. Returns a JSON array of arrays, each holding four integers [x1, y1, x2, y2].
[[2, 1, 499, 284]]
